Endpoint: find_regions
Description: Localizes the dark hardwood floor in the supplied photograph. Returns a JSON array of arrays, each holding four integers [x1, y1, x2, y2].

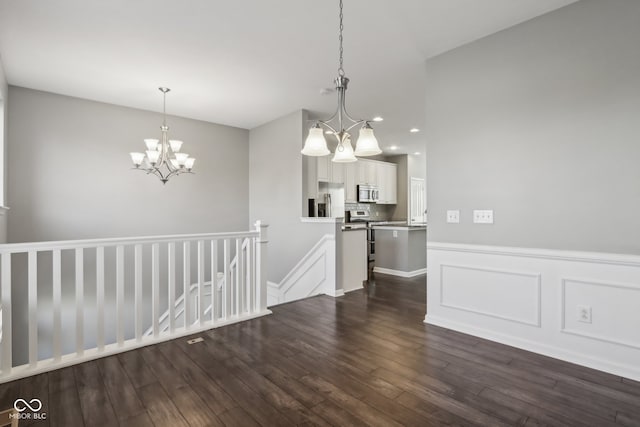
[[1, 273, 639, 426]]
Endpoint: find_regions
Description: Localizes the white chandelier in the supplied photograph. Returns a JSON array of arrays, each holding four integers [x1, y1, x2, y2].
[[129, 87, 195, 184], [301, 0, 381, 163]]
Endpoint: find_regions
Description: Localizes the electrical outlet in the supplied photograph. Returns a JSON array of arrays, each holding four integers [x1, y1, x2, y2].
[[577, 305, 592, 323], [393, 230, 398, 238], [473, 210, 494, 224], [447, 210, 460, 223]]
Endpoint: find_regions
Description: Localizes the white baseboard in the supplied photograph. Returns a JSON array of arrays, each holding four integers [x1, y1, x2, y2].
[[424, 314, 640, 382], [373, 266, 427, 278], [325, 289, 345, 298]]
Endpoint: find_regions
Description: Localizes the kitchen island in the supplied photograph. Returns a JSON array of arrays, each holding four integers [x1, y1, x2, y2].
[[372, 224, 426, 277]]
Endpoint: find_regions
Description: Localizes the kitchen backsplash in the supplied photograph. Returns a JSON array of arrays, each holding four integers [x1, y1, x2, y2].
[[344, 203, 395, 221]]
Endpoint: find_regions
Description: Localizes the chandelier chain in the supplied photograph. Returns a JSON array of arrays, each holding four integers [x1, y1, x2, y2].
[[338, 0, 344, 76]]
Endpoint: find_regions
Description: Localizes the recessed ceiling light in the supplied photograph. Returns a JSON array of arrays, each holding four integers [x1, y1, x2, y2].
[[389, 145, 398, 151], [414, 152, 421, 155], [372, 116, 384, 122], [325, 130, 334, 135], [410, 128, 420, 133]]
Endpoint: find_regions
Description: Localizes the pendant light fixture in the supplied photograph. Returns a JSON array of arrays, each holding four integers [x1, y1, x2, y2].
[[301, 0, 382, 162], [129, 87, 196, 184]]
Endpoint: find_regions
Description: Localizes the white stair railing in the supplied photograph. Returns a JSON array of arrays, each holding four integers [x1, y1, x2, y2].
[[0, 221, 270, 384], [147, 237, 253, 336]]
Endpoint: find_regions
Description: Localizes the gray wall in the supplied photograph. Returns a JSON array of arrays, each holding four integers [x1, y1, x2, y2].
[[8, 86, 250, 242], [249, 110, 334, 282], [375, 228, 426, 272], [426, 0, 640, 255], [0, 56, 7, 242], [6, 87, 250, 363]]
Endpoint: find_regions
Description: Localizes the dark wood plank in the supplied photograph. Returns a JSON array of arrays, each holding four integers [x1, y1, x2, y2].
[[136, 382, 189, 427], [96, 356, 145, 421], [73, 362, 119, 427]]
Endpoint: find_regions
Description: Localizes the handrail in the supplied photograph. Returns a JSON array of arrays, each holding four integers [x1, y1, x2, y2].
[[0, 230, 259, 253]]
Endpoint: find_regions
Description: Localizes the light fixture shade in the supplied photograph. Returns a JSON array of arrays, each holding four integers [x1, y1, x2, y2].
[[301, 127, 330, 156], [354, 127, 382, 156], [185, 158, 196, 170], [332, 135, 357, 163], [169, 140, 183, 153], [130, 152, 145, 166], [144, 139, 159, 151], [146, 150, 160, 164], [175, 152, 189, 166]]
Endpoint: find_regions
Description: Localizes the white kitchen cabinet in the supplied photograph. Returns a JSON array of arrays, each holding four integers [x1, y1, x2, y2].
[[356, 159, 376, 185], [317, 156, 329, 182], [377, 162, 397, 204], [330, 162, 344, 184], [344, 162, 357, 203]]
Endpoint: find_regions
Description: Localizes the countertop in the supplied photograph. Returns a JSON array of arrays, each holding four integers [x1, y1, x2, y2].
[[371, 223, 427, 231]]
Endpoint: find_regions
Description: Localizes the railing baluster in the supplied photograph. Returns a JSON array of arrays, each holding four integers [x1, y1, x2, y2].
[[197, 240, 205, 326], [96, 246, 105, 351], [246, 238, 252, 314], [52, 249, 62, 361], [75, 248, 84, 356], [134, 244, 142, 341], [152, 243, 159, 338], [168, 242, 176, 334], [28, 251, 37, 367], [183, 242, 191, 329], [1, 253, 12, 376], [236, 238, 243, 315], [211, 240, 218, 322], [116, 245, 124, 346], [223, 239, 230, 319]]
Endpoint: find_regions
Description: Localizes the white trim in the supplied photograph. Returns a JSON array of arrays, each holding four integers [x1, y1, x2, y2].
[[300, 217, 343, 224], [427, 241, 640, 267], [424, 314, 640, 382], [373, 266, 427, 278], [325, 289, 345, 298], [0, 206, 8, 216], [439, 263, 542, 327], [560, 277, 640, 350], [0, 230, 259, 253]]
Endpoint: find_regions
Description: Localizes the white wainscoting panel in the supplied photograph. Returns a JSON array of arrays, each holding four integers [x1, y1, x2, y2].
[[267, 234, 336, 306], [440, 264, 541, 327], [426, 242, 640, 381], [561, 278, 640, 349]]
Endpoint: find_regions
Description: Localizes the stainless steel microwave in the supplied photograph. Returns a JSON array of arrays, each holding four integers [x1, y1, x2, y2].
[[357, 184, 379, 203]]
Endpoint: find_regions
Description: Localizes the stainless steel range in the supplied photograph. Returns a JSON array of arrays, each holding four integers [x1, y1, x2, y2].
[[347, 210, 375, 263]]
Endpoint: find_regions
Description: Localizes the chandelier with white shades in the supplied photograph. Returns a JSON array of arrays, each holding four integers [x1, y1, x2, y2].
[[301, 0, 382, 162], [129, 87, 195, 184]]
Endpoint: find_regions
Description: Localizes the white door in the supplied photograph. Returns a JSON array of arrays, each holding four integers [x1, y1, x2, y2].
[[410, 177, 426, 224]]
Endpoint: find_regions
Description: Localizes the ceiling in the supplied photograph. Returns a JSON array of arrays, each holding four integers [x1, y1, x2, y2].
[[0, 0, 577, 155]]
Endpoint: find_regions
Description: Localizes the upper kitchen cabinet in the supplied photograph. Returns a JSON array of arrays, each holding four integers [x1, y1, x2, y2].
[[344, 162, 357, 203], [356, 159, 377, 186], [377, 162, 397, 205], [317, 156, 344, 184]]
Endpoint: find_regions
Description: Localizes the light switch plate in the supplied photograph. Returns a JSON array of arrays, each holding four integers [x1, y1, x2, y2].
[[473, 210, 494, 224], [447, 210, 460, 224]]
